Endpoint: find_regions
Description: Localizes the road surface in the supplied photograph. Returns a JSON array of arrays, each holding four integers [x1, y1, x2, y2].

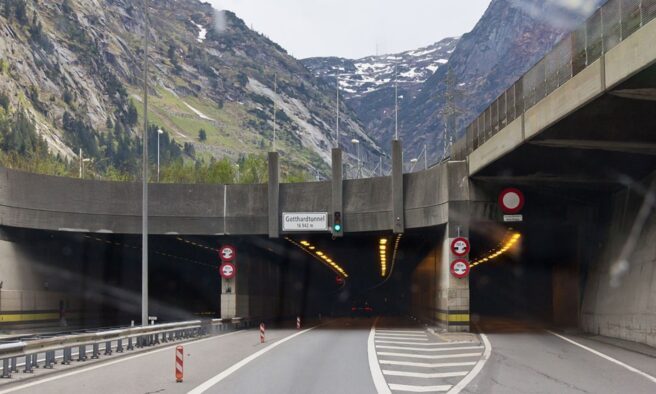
[[0, 317, 654, 393]]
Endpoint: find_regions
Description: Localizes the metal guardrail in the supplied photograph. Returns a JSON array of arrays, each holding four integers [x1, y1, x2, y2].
[[0, 317, 253, 379], [454, 0, 656, 159]]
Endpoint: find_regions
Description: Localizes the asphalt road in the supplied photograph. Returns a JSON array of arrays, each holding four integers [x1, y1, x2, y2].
[[0, 317, 654, 393]]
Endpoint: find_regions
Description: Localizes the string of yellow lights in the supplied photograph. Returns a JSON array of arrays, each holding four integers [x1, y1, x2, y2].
[[470, 231, 521, 269], [285, 238, 349, 278]]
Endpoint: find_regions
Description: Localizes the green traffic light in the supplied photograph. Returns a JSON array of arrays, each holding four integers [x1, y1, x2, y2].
[[333, 224, 342, 232]]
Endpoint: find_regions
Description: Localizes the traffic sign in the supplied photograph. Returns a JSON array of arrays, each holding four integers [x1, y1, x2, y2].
[[219, 245, 236, 262], [219, 262, 236, 279], [450, 259, 470, 279], [451, 237, 470, 256], [499, 188, 525, 214]]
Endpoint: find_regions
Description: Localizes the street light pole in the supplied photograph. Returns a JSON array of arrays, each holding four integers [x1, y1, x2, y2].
[[336, 74, 340, 148], [79, 148, 83, 178], [141, 0, 150, 327], [157, 129, 163, 182], [273, 74, 277, 151], [424, 144, 428, 170], [394, 65, 399, 141], [351, 138, 360, 178]]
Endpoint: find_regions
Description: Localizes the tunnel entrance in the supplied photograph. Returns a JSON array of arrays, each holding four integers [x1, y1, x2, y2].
[[469, 220, 581, 330]]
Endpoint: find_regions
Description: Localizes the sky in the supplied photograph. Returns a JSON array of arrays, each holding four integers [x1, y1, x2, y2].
[[206, 0, 492, 59]]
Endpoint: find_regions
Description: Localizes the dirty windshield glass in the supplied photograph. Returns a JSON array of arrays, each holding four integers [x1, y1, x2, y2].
[[1, 0, 655, 393]]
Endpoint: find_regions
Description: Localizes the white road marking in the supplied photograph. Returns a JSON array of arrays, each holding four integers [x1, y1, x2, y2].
[[376, 340, 470, 346], [376, 330, 425, 334], [368, 318, 392, 394], [377, 352, 482, 359], [0, 330, 244, 394], [383, 370, 468, 378], [447, 333, 492, 394], [380, 360, 477, 368], [376, 345, 484, 352], [375, 332, 427, 338], [547, 330, 656, 384], [188, 325, 319, 393], [376, 336, 428, 341], [389, 383, 452, 392]]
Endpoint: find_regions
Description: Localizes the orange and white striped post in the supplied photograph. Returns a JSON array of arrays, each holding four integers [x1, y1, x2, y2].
[[296, 316, 301, 329], [175, 345, 183, 383], [259, 323, 265, 343]]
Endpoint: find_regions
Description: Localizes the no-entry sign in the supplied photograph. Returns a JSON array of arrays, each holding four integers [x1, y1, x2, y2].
[[499, 188, 525, 214], [451, 237, 470, 257], [219, 262, 236, 279], [450, 259, 470, 279], [219, 245, 236, 262]]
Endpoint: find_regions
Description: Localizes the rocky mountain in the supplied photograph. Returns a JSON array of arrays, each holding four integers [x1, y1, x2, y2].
[[0, 0, 381, 180], [398, 0, 607, 161], [303, 38, 459, 153]]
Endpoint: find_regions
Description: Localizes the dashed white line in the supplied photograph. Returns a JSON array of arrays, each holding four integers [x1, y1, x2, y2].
[[380, 360, 477, 368], [377, 352, 482, 359], [389, 383, 452, 392], [547, 330, 656, 384], [376, 345, 484, 352], [383, 370, 468, 379], [376, 336, 428, 341]]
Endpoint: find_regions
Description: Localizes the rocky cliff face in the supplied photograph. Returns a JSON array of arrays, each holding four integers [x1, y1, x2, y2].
[[303, 38, 459, 152], [0, 0, 380, 178]]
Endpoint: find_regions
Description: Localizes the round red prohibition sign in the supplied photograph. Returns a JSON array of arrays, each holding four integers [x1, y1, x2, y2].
[[219, 245, 236, 262], [219, 262, 236, 279], [450, 259, 470, 279], [451, 237, 470, 257], [499, 187, 525, 214]]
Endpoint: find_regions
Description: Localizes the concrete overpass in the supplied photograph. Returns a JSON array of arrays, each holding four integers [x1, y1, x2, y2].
[[1, 0, 655, 352]]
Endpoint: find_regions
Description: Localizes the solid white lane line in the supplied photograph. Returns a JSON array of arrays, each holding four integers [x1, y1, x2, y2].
[[376, 340, 470, 346], [188, 326, 320, 394], [368, 317, 392, 394], [383, 370, 468, 379], [376, 345, 484, 352], [376, 330, 425, 334], [380, 360, 477, 368], [377, 352, 482, 359], [0, 330, 245, 394], [547, 331, 656, 384], [376, 336, 428, 341], [375, 332, 427, 337], [447, 333, 492, 394], [389, 383, 452, 392]]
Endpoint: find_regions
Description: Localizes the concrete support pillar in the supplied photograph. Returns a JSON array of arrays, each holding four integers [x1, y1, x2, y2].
[[441, 161, 471, 331], [331, 148, 343, 237], [268, 152, 280, 238], [391, 140, 404, 234]]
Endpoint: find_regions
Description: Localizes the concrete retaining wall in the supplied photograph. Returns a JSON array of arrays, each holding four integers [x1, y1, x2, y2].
[[581, 173, 656, 347]]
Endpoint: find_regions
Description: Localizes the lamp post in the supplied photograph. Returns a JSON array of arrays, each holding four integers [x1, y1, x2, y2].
[[351, 138, 360, 178], [409, 157, 418, 173], [157, 128, 163, 182], [141, 0, 150, 327], [78, 149, 91, 178]]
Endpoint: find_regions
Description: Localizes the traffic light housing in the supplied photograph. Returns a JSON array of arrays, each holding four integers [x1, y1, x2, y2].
[[333, 211, 343, 235]]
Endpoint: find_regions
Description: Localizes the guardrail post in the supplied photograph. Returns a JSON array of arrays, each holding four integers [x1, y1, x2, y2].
[[11, 357, 17, 373], [44, 351, 54, 369], [116, 339, 124, 353], [63, 347, 72, 364], [78, 345, 87, 361], [2, 359, 10, 378], [104, 341, 112, 355], [127, 337, 134, 351], [23, 355, 33, 373], [31, 353, 39, 369], [91, 343, 100, 359]]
